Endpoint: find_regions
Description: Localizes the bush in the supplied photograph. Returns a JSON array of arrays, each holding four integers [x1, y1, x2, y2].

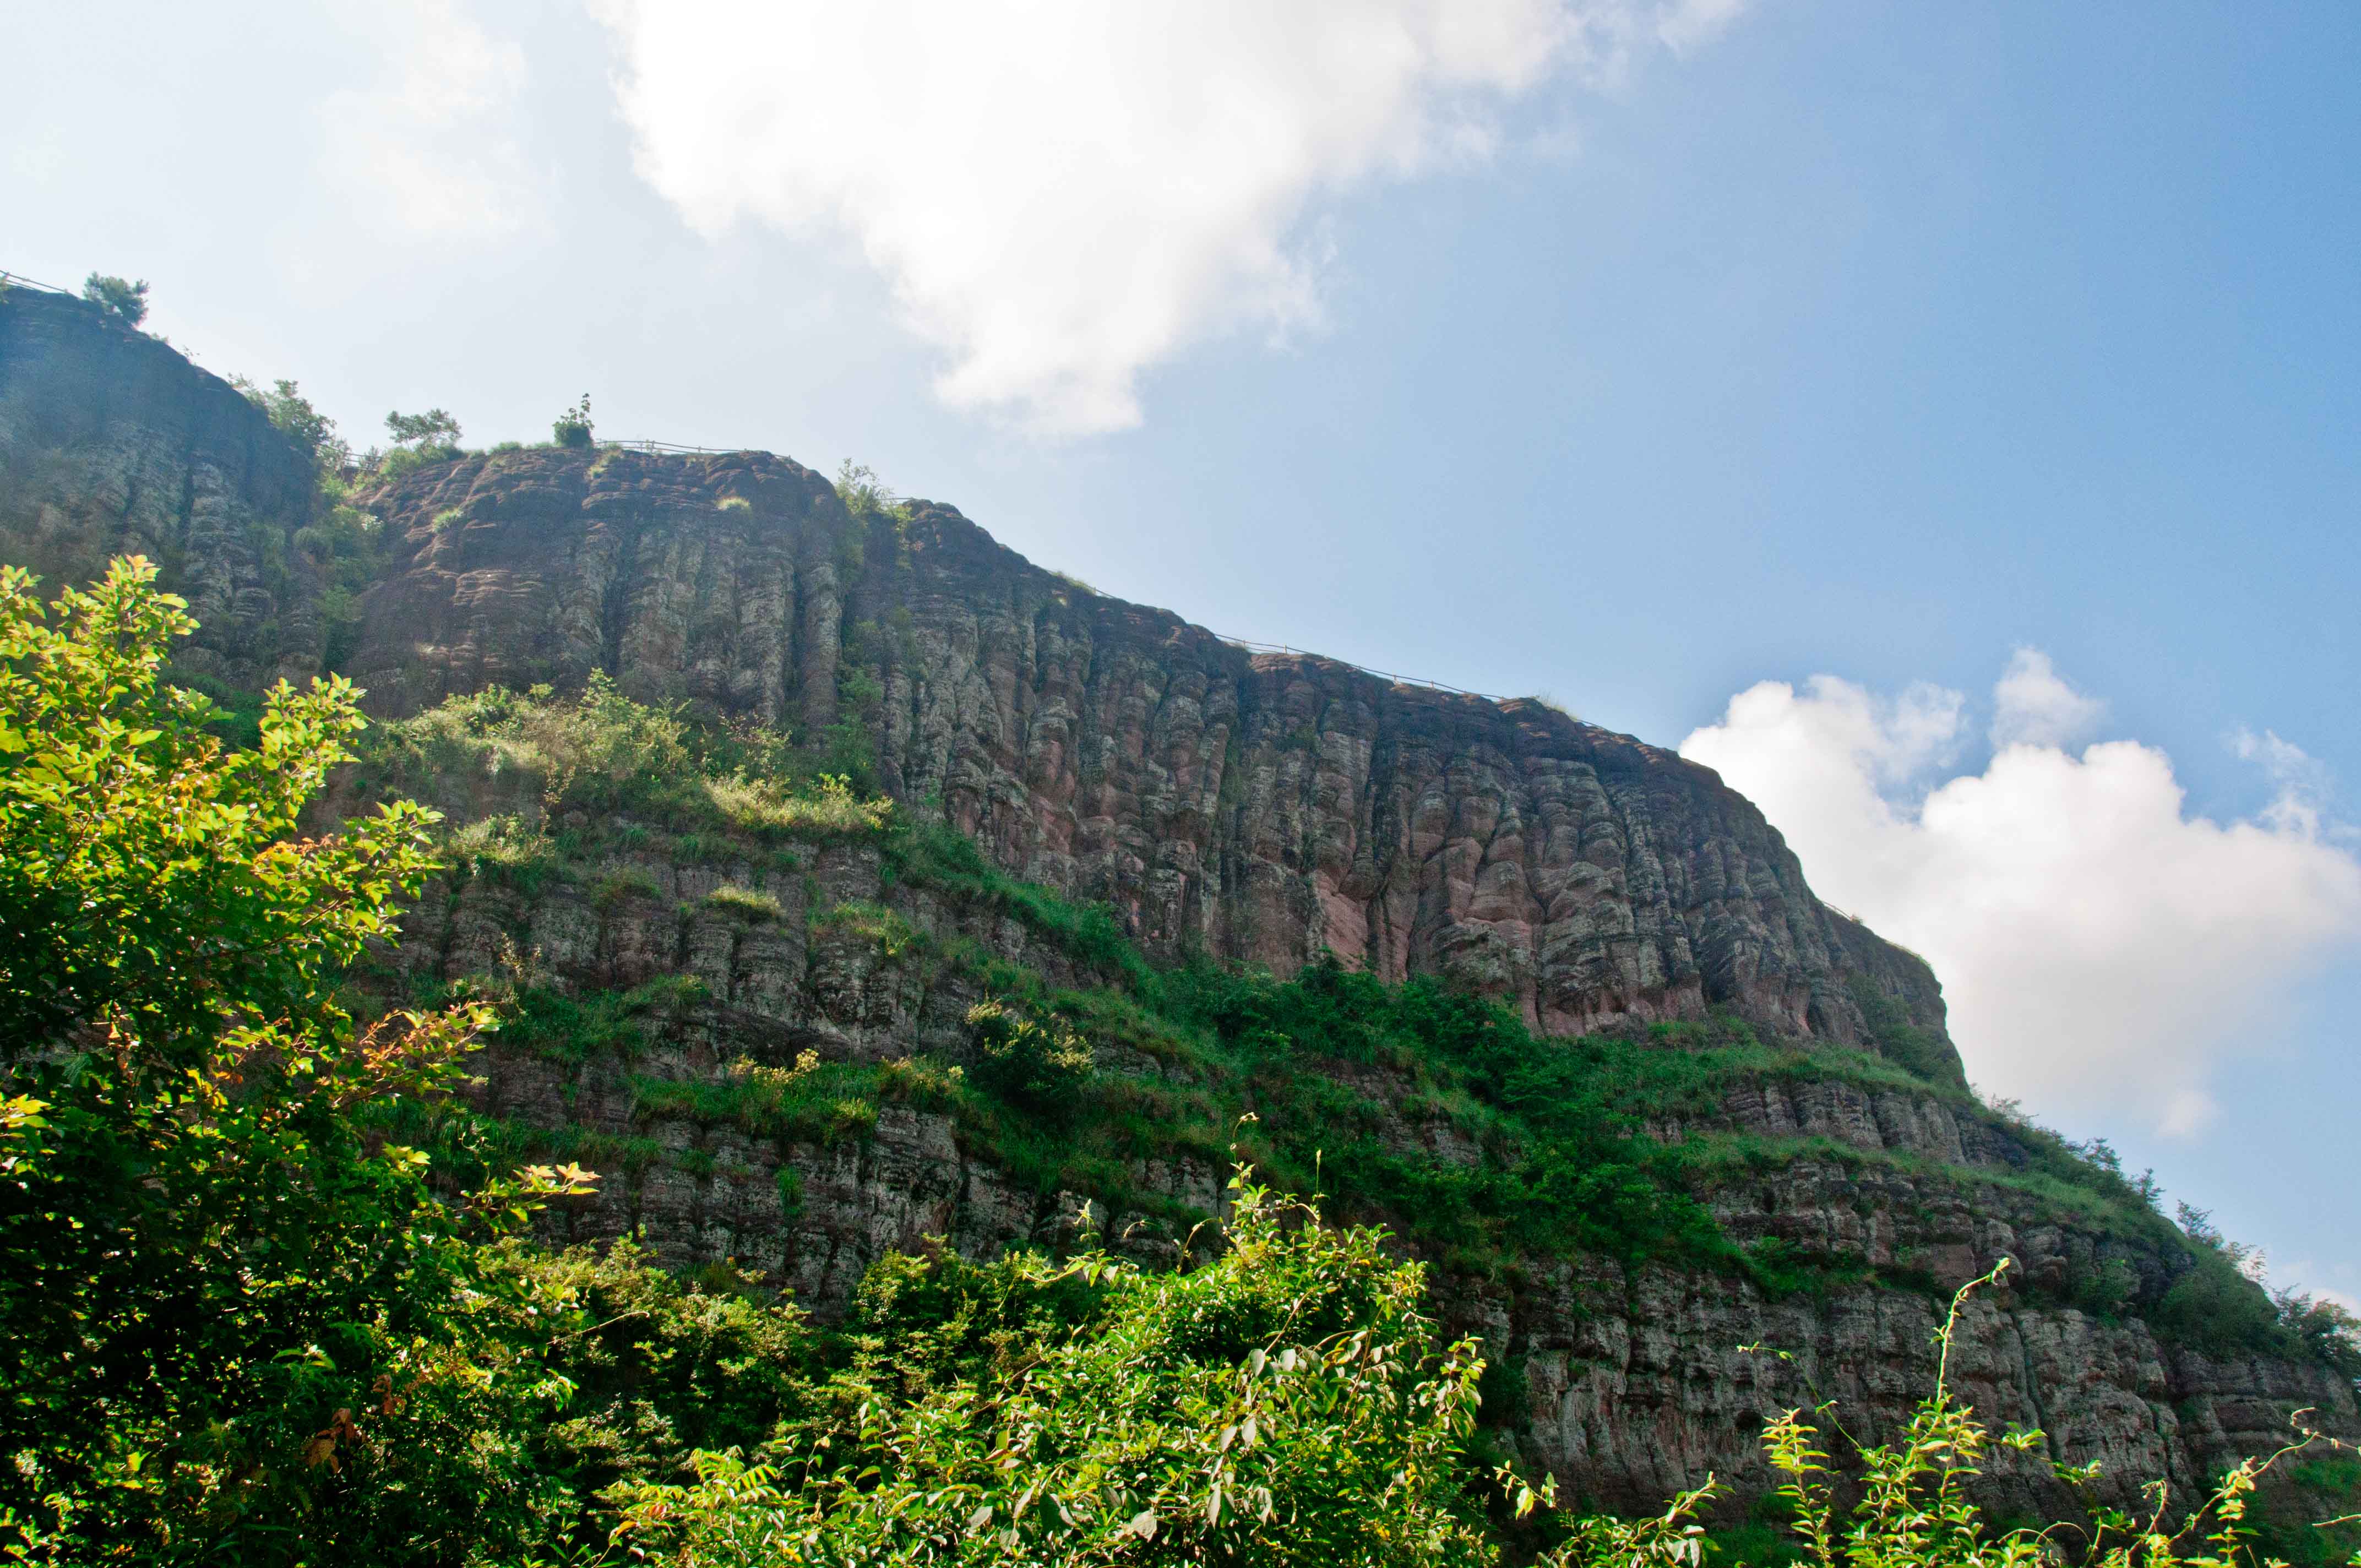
[[607, 1168, 1500, 1566], [553, 392, 595, 448], [359, 676, 896, 852], [478, 977, 707, 1068], [966, 999, 1093, 1108], [687, 1050, 885, 1145], [445, 811, 559, 891], [231, 375, 350, 476]]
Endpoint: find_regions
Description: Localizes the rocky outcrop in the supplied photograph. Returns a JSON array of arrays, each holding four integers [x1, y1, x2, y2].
[[339, 444, 1954, 1064], [0, 288, 321, 685]]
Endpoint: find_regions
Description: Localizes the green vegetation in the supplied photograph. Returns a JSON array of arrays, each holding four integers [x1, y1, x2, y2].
[[833, 458, 906, 523], [164, 665, 269, 749], [357, 674, 896, 886], [553, 391, 595, 448], [0, 557, 594, 1558], [226, 374, 385, 666], [886, 820, 1155, 986], [233, 374, 351, 473], [80, 271, 148, 327], [460, 975, 709, 1068], [966, 998, 1093, 1109], [1848, 976, 1965, 1086], [704, 882, 785, 922], [387, 405, 463, 454]]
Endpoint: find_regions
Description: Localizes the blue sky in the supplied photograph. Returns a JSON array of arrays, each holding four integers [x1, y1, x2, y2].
[[6, 1, 2355, 1302]]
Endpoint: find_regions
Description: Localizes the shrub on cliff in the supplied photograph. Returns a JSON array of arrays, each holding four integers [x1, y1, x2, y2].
[[966, 998, 1094, 1109], [362, 674, 895, 852], [374, 406, 466, 478], [554, 391, 596, 448], [231, 374, 352, 475], [387, 405, 463, 453], [79, 271, 148, 327]]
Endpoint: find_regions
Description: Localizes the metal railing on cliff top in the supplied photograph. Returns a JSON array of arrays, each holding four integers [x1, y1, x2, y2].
[[0, 269, 76, 295], [1206, 635, 1547, 708], [599, 438, 747, 455]]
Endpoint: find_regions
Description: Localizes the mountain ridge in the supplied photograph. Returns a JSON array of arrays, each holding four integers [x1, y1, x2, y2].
[[340, 436, 1956, 1057]]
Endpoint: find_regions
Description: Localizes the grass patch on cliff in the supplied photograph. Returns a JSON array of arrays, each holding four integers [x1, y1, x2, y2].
[[505, 977, 707, 1065], [885, 820, 1154, 988], [444, 811, 564, 893], [704, 883, 784, 923], [633, 1052, 894, 1147], [1151, 960, 1741, 1277], [359, 675, 897, 858], [409, 974, 710, 1069]]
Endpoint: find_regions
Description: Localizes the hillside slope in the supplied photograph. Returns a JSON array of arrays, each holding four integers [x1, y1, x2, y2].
[[2, 282, 2351, 1529]]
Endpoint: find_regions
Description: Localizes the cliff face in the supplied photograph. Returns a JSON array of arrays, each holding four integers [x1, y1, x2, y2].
[[347, 803, 2353, 1522], [0, 288, 322, 686], [344, 444, 1952, 1056], [4, 288, 2351, 1524]]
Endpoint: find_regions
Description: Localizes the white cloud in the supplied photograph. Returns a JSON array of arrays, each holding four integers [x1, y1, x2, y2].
[[592, 0, 1745, 434], [2231, 726, 2341, 839], [1657, 0, 1750, 55], [1681, 664, 2361, 1134], [1990, 646, 2103, 750], [318, 0, 538, 242]]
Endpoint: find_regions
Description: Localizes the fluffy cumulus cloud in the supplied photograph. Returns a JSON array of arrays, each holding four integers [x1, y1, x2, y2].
[[1988, 647, 2104, 750], [1680, 655, 2361, 1135], [593, 0, 1742, 434]]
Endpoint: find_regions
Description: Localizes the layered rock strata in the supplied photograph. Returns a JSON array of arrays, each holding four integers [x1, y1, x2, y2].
[[341, 443, 1950, 1058]]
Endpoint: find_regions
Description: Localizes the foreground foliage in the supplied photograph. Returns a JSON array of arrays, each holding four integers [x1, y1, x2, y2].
[[0, 559, 592, 1558], [609, 1170, 1498, 1566]]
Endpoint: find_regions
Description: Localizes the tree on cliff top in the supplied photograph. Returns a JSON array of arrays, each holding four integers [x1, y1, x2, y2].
[[387, 406, 463, 453], [79, 272, 148, 328], [231, 374, 351, 477]]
